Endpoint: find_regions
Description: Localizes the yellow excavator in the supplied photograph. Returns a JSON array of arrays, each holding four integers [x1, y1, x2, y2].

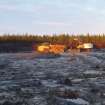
[[37, 43, 65, 54]]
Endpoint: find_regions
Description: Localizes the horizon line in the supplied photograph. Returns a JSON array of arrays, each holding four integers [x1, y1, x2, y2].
[[0, 33, 105, 36]]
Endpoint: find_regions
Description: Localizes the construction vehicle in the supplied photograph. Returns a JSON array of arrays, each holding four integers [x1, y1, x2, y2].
[[37, 43, 65, 54], [70, 38, 93, 52]]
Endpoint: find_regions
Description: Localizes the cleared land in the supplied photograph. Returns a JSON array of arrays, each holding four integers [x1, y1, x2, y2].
[[0, 50, 105, 105]]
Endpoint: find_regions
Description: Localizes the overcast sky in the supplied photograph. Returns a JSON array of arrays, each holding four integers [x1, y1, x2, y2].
[[0, 0, 105, 35]]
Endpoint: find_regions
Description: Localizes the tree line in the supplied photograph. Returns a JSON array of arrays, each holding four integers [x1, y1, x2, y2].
[[0, 34, 105, 48]]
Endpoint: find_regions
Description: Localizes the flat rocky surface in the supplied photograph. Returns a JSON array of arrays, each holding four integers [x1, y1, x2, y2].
[[0, 51, 105, 105]]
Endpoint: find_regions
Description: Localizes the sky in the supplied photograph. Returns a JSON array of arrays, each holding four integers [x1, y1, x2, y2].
[[0, 0, 105, 35]]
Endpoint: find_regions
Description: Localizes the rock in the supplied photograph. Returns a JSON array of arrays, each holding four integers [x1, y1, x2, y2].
[[83, 70, 102, 78], [71, 79, 83, 84], [30, 96, 47, 105], [54, 87, 79, 99], [95, 65, 100, 69], [2, 101, 13, 105], [55, 97, 89, 105], [58, 78, 72, 86], [66, 98, 89, 105], [64, 78, 72, 86], [20, 79, 42, 87], [64, 90, 79, 99], [90, 88, 100, 94]]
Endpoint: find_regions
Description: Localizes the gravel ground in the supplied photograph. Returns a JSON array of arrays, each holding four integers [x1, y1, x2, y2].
[[0, 51, 105, 105]]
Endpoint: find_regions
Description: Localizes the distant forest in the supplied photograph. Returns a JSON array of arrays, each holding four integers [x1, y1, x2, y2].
[[0, 34, 105, 52]]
